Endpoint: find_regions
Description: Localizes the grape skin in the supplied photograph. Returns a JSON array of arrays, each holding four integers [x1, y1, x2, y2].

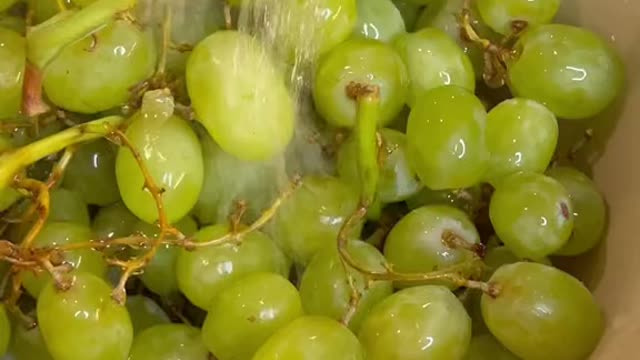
[[353, 0, 406, 43], [125, 295, 170, 334], [128, 324, 209, 360], [0, 27, 24, 119], [476, 0, 561, 35]]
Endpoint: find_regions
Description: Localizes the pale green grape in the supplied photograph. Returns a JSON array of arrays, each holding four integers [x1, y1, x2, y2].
[[62, 139, 119, 206], [299, 240, 393, 332], [476, 0, 560, 35], [392, 0, 421, 31], [203, 272, 303, 360], [353, 0, 406, 43], [406, 86, 488, 190], [186, 30, 294, 161], [43, 20, 157, 114], [0, 27, 24, 119], [252, 316, 364, 360], [176, 224, 289, 309], [23, 222, 106, 298], [482, 262, 603, 360], [358, 285, 471, 360], [10, 322, 53, 360], [128, 324, 209, 360], [92, 202, 139, 240], [394, 28, 475, 106], [125, 295, 170, 334], [116, 113, 204, 224], [28, 0, 69, 24], [338, 128, 422, 203], [463, 334, 518, 360], [508, 24, 625, 120], [49, 188, 91, 225], [483, 245, 551, 279], [406, 186, 482, 216], [0, 305, 8, 356], [547, 166, 606, 256], [37, 273, 133, 360], [270, 176, 362, 265], [485, 98, 558, 183], [489, 172, 574, 259]]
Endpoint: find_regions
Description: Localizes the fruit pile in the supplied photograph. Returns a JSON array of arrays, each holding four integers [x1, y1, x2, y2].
[[0, 0, 624, 359]]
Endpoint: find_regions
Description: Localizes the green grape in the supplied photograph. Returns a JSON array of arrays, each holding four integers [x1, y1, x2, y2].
[[128, 324, 208, 360], [485, 98, 558, 183], [406, 186, 482, 216], [22, 222, 106, 298], [28, 0, 66, 24], [484, 245, 551, 278], [252, 316, 364, 360], [384, 205, 480, 286], [203, 272, 303, 360], [394, 28, 475, 106], [392, 0, 421, 31], [547, 166, 606, 256], [0, 0, 17, 11], [358, 285, 471, 360], [116, 113, 204, 224], [42, 20, 157, 114], [37, 273, 133, 360], [338, 128, 421, 203], [62, 139, 119, 206], [482, 262, 603, 360], [10, 323, 53, 360], [270, 176, 362, 265], [125, 295, 170, 334], [463, 334, 518, 360], [476, 0, 560, 35], [49, 188, 91, 225], [0, 305, 8, 356], [508, 24, 625, 120], [299, 240, 393, 332], [313, 38, 408, 128], [489, 172, 574, 259], [406, 86, 488, 190], [0, 15, 26, 34], [186, 30, 294, 161], [0, 136, 21, 211], [176, 224, 289, 310], [0, 27, 24, 119], [92, 202, 139, 240], [353, 0, 406, 43]]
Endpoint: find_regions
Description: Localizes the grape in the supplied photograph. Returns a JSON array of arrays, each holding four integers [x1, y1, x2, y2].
[[270, 176, 362, 265], [0, 14, 25, 35], [116, 113, 204, 224], [299, 240, 392, 332], [49, 188, 91, 225], [353, 0, 406, 43], [0, 27, 24, 119], [483, 245, 551, 279], [476, 0, 560, 35], [394, 28, 475, 106], [125, 295, 170, 334], [384, 205, 480, 286], [392, 0, 421, 31], [0, 137, 21, 212], [252, 316, 364, 360], [176, 224, 289, 309], [22, 222, 107, 298], [358, 285, 471, 360], [92, 202, 139, 241], [71, 0, 97, 7], [10, 322, 53, 360], [0, 305, 8, 356], [482, 262, 603, 360], [338, 128, 422, 203], [28, 0, 67, 24], [485, 98, 558, 183], [508, 24, 625, 120], [202, 272, 303, 360], [42, 20, 157, 114], [547, 166, 606, 256], [463, 334, 518, 360], [186, 30, 294, 161], [489, 172, 574, 259], [0, 0, 17, 12], [406, 86, 488, 190], [128, 324, 209, 360], [37, 273, 133, 360], [62, 139, 119, 206], [406, 186, 482, 216]]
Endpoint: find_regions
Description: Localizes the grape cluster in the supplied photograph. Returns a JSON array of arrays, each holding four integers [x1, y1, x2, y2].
[[0, 0, 623, 359]]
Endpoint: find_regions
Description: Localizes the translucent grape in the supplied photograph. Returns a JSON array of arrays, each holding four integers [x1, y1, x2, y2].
[[338, 128, 422, 203], [116, 113, 204, 224], [394, 28, 475, 106], [0, 27, 24, 119], [482, 262, 604, 360], [476, 0, 560, 35], [299, 240, 393, 332], [353, 0, 406, 43], [483, 245, 551, 279], [92, 202, 139, 241], [313, 38, 408, 128], [62, 139, 119, 206], [43, 20, 157, 114], [406, 186, 482, 216], [252, 316, 364, 360], [10, 322, 53, 360], [128, 324, 209, 360], [49, 188, 91, 225], [176, 224, 289, 309], [270, 176, 362, 265], [202, 272, 303, 360], [392, 0, 421, 31], [547, 166, 606, 256], [0, 305, 8, 356], [406, 86, 488, 190], [37, 273, 133, 360], [186, 30, 294, 161], [485, 98, 558, 183], [125, 295, 170, 334], [358, 285, 471, 360], [463, 334, 518, 360], [508, 24, 625, 119], [489, 172, 574, 259]]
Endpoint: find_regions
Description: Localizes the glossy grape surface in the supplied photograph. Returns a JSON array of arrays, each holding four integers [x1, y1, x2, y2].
[[92, 201, 139, 241], [476, 0, 560, 35], [125, 295, 170, 334], [482, 262, 604, 360], [10, 322, 53, 360], [353, 0, 405, 43], [128, 324, 209, 360], [406, 186, 482, 216], [0, 27, 24, 119], [463, 334, 518, 360]]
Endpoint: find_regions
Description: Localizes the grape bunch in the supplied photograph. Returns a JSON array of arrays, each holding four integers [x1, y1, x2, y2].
[[0, 0, 623, 359]]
